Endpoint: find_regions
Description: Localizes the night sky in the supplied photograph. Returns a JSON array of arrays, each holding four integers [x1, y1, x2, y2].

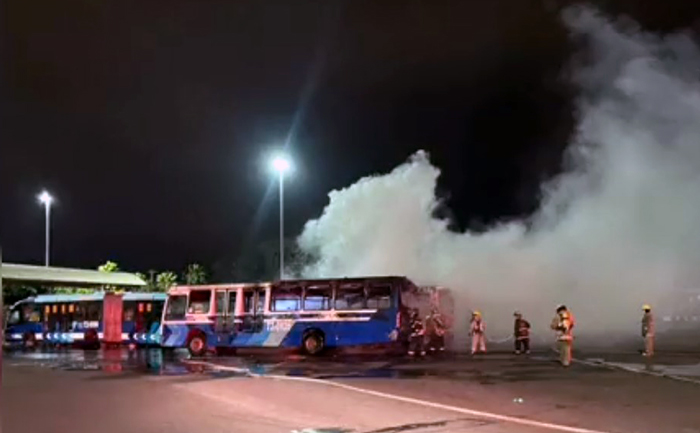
[[2, 0, 699, 274]]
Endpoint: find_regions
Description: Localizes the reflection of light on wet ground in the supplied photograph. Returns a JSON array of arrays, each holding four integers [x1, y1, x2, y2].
[[5, 348, 191, 375], [605, 361, 700, 377], [13, 349, 699, 386], [5, 348, 260, 379]]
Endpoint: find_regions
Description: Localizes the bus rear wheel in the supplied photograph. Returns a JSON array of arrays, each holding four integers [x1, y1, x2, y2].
[[187, 333, 207, 357], [83, 329, 100, 350], [22, 332, 36, 349], [302, 331, 325, 356]]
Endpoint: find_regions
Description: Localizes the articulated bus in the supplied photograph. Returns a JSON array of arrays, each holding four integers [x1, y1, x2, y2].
[[161, 276, 453, 356], [4, 292, 166, 349]]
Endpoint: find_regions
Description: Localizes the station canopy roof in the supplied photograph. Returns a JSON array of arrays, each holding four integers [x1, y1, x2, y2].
[[0, 263, 146, 287]]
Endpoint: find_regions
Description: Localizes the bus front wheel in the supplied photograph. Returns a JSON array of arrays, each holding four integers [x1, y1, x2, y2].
[[187, 333, 207, 357], [302, 331, 325, 356]]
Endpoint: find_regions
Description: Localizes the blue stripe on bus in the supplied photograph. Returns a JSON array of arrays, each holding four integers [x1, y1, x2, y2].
[[161, 310, 398, 350]]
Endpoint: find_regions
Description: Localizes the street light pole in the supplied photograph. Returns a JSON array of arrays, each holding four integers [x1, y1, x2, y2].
[[38, 191, 53, 267], [279, 170, 284, 280], [271, 156, 290, 280], [45, 200, 50, 266]]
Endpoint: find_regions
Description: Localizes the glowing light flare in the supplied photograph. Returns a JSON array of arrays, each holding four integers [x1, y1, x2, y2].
[[271, 156, 291, 174], [38, 190, 54, 205]]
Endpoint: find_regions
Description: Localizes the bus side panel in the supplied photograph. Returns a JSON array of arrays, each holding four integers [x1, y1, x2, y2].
[[333, 313, 396, 346], [279, 311, 397, 349], [278, 321, 336, 348], [161, 323, 215, 348], [4, 322, 43, 345]]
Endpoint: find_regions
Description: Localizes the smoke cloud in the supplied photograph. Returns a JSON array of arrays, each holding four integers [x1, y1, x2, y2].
[[297, 6, 700, 345]]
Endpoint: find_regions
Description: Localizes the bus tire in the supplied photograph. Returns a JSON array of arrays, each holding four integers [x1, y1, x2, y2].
[[302, 330, 325, 356], [83, 329, 100, 350], [23, 332, 36, 349], [187, 333, 207, 357]]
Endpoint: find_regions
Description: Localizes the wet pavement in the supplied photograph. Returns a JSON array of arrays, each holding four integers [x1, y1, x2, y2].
[[1, 348, 613, 383], [4, 348, 700, 433], [4, 347, 700, 383]]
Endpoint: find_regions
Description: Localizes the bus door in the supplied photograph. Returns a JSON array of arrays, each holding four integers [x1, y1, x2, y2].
[[213, 288, 237, 345], [133, 300, 159, 343], [239, 287, 266, 343]]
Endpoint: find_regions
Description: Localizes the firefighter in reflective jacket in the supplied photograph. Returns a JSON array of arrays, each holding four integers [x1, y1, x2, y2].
[[641, 304, 655, 357], [513, 311, 531, 354], [408, 309, 426, 357], [550, 305, 573, 367], [425, 308, 447, 352], [470, 311, 486, 354]]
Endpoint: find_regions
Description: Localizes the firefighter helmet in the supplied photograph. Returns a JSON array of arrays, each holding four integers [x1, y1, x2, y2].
[[642, 304, 651, 311], [473, 311, 481, 316]]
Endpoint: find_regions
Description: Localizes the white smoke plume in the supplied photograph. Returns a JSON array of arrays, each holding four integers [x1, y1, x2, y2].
[[297, 6, 700, 345]]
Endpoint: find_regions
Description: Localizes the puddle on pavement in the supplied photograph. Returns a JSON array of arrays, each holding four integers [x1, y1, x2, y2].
[[5, 348, 599, 384], [4, 348, 212, 377]]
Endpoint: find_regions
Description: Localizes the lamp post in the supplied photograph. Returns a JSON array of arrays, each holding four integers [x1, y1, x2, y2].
[[271, 156, 290, 279], [37, 190, 53, 266]]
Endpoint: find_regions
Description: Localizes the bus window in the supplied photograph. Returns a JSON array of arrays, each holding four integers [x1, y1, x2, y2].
[[215, 291, 226, 315], [165, 295, 187, 320], [124, 306, 135, 322], [74, 303, 85, 322], [304, 285, 332, 311], [188, 290, 211, 314], [271, 285, 302, 312], [7, 308, 21, 325], [335, 283, 366, 310], [256, 290, 266, 314], [367, 284, 393, 309], [86, 301, 101, 321], [26, 305, 41, 323], [228, 291, 237, 315], [243, 291, 255, 313]]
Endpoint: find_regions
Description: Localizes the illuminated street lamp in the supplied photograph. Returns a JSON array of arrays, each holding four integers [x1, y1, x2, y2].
[[271, 156, 291, 279], [37, 190, 54, 266]]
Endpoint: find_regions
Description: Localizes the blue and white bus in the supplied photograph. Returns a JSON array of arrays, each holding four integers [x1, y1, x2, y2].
[[161, 276, 451, 356], [4, 292, 166, 349]]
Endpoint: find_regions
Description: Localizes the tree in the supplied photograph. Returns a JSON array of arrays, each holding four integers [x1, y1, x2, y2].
[[135, 272, 156, 292], [183, 263, 207, 285], [4, 284, 39, 305], [156, 271, 178, 292], [98, 261, 120, 273]]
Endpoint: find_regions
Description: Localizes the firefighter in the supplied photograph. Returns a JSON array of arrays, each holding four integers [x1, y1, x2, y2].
[[550, 305, 573, 367], [513, 311, 531, 355], [407, 308, 426, 357], [641, 304, 655, 357], [469, 311, 486, 354], [425, 307, 447, 353]]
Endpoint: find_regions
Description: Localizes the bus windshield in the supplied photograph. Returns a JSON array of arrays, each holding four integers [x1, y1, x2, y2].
[[165, 295, 187, 320], [7, 306, 21, 325]]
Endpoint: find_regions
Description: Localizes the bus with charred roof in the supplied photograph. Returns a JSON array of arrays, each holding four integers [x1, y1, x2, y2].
[[160, 276, 452, 356]]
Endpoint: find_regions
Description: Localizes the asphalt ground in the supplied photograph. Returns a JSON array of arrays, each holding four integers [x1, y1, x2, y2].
[[2, 348, 700, 433]]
